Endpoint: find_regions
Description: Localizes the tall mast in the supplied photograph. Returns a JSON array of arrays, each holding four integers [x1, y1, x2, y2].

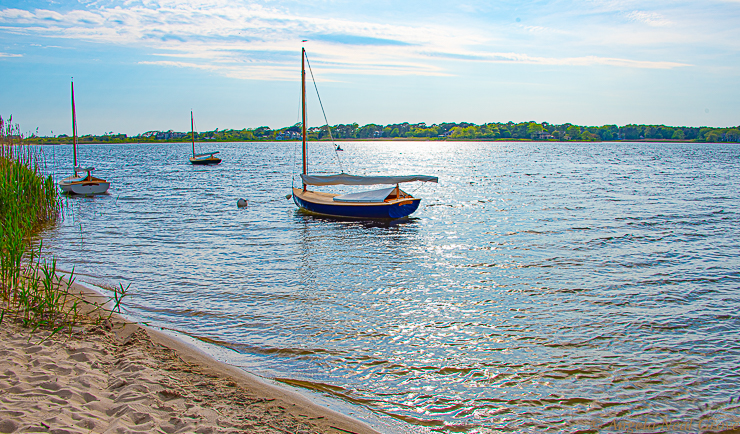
[[191, 110, 195, 157], [301, 47, 307, 189], [71, 79, 78, 175]]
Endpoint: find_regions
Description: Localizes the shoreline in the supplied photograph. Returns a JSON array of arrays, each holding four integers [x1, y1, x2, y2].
[[0, 280, 396, 434], [27, 138, 726, 145]]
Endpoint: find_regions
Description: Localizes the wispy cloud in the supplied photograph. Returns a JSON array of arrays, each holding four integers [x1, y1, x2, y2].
[[0, 1, 696, 79], [138, 60, 296, 80], [0, 52, 23, 58], [0, 3, 466, 77], [626, 10, 672, 27], [427, 50, 689, 69]]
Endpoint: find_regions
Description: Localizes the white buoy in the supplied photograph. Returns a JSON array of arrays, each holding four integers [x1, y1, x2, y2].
[[237, 198, 248, 208]]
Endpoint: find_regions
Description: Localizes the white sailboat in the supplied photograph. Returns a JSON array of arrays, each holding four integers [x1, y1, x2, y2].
[[59, 80, 110, 195]]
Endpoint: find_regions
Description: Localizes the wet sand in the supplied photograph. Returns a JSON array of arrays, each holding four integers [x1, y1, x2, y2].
[[0, 282, 382, 434]]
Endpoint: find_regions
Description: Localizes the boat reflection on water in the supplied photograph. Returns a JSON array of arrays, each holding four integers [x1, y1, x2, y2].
[[294, 208, 422, 229], [293, 205, 422, 294]]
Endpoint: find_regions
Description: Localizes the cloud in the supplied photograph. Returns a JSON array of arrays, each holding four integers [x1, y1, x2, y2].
[[626, 10, 672, 27], [0, 52, 23, 58], [0, 1, 696, 80], [138, 60, 295, 80], [428, 50, 690, 69], [312, 34, 413, 47], [0, 3, 484, 78]]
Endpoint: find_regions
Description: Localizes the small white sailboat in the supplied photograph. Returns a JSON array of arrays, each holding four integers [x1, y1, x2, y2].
[[59, 80, 110, 195], [292, 47, 437, 219], [189, 111, 221, 165]]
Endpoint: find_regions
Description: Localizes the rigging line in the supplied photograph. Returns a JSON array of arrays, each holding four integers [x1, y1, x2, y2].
[[292, 77, 303, 188], [291, 134, 299, 188], [292, 140, 297, 188], [303, 52, 344, 174]]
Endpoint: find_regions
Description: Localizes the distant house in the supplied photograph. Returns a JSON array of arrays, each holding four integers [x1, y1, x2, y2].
[[154, 130, 186, 140], [531, 131, 554, 140], [277, 131, 302, 140]]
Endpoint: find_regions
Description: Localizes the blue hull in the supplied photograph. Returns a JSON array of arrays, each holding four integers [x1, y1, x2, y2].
[[293, 193, 421, 219], [189, 157, 221, 165]]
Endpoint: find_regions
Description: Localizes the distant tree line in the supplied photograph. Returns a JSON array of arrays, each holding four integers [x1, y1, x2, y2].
[[24, 121, 740, 144]]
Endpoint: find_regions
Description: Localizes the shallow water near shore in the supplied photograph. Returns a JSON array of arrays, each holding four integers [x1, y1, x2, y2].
[[38, 141, 740, 432]]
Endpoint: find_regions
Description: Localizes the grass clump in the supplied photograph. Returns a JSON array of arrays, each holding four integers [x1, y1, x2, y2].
[[1, 115, 60, 298], [0, 115, 126, 334], [0, 114, 69, 330]]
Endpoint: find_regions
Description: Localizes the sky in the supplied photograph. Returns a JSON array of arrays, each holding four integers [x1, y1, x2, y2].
[[0, 0, 739, 136]]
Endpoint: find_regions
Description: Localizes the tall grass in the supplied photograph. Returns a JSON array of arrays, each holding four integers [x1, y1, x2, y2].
[[0, 115, 80, 331], [1, 114, 60, 300], [1, 116, 128, 334]]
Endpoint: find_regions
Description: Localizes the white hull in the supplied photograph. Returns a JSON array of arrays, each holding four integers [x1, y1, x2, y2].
[[189, 155, 221, 165], [59, 177, 110, 195], [64, 81, 111, 196]]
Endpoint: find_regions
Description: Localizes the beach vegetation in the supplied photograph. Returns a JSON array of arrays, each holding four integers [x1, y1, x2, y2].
[[0, 115, 127, 334], [0, 115, 69, 330]]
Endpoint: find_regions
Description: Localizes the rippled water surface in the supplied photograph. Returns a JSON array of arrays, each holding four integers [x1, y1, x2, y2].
[[38, 141, 740, 432]]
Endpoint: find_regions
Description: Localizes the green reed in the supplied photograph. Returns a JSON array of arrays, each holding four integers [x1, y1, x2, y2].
[[0, 115, 81, 332], [1, 116, 130, 334]]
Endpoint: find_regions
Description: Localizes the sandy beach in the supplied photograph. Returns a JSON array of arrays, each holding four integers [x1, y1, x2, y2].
[[0, 282, 382, 434]]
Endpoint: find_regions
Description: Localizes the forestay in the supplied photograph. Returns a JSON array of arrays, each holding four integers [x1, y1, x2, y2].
[[301, 173, 438, 186], [333, 187, 397, 203]]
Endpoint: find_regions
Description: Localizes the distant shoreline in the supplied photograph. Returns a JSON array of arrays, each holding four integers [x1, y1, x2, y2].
[[21, 120, 740, 145], [27, 137, 734, 145]]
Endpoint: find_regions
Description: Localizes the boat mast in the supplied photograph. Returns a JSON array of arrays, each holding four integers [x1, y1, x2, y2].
[[71, 79, 78, 176], [191, 111, 195, 157], [301, 47, 307, 190]]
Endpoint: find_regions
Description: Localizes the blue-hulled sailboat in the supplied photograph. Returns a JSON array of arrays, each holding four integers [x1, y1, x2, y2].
[[189, 111, 221, 165], [291, 47, 438, 219]]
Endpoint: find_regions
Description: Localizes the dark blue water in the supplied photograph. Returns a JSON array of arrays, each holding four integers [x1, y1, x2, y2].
[[37, 141, 740, 432]]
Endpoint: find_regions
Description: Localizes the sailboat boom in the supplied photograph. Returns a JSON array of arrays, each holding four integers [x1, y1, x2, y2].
[[301, 173, 438, 186]]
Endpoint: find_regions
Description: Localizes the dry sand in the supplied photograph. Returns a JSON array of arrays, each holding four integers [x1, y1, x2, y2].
[[0, 282, 384, 434]]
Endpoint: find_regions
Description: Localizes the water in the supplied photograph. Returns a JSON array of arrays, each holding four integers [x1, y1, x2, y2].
[[37, 141, 740, 432]]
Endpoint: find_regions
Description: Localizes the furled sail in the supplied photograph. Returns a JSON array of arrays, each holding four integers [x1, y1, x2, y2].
[[301, 173, 438, 186]]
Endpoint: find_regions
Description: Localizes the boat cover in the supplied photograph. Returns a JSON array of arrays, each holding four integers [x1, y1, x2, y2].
[[62, 175, 87, 183], [333, 187, 396, 203], [301, 173, 438, 186]]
